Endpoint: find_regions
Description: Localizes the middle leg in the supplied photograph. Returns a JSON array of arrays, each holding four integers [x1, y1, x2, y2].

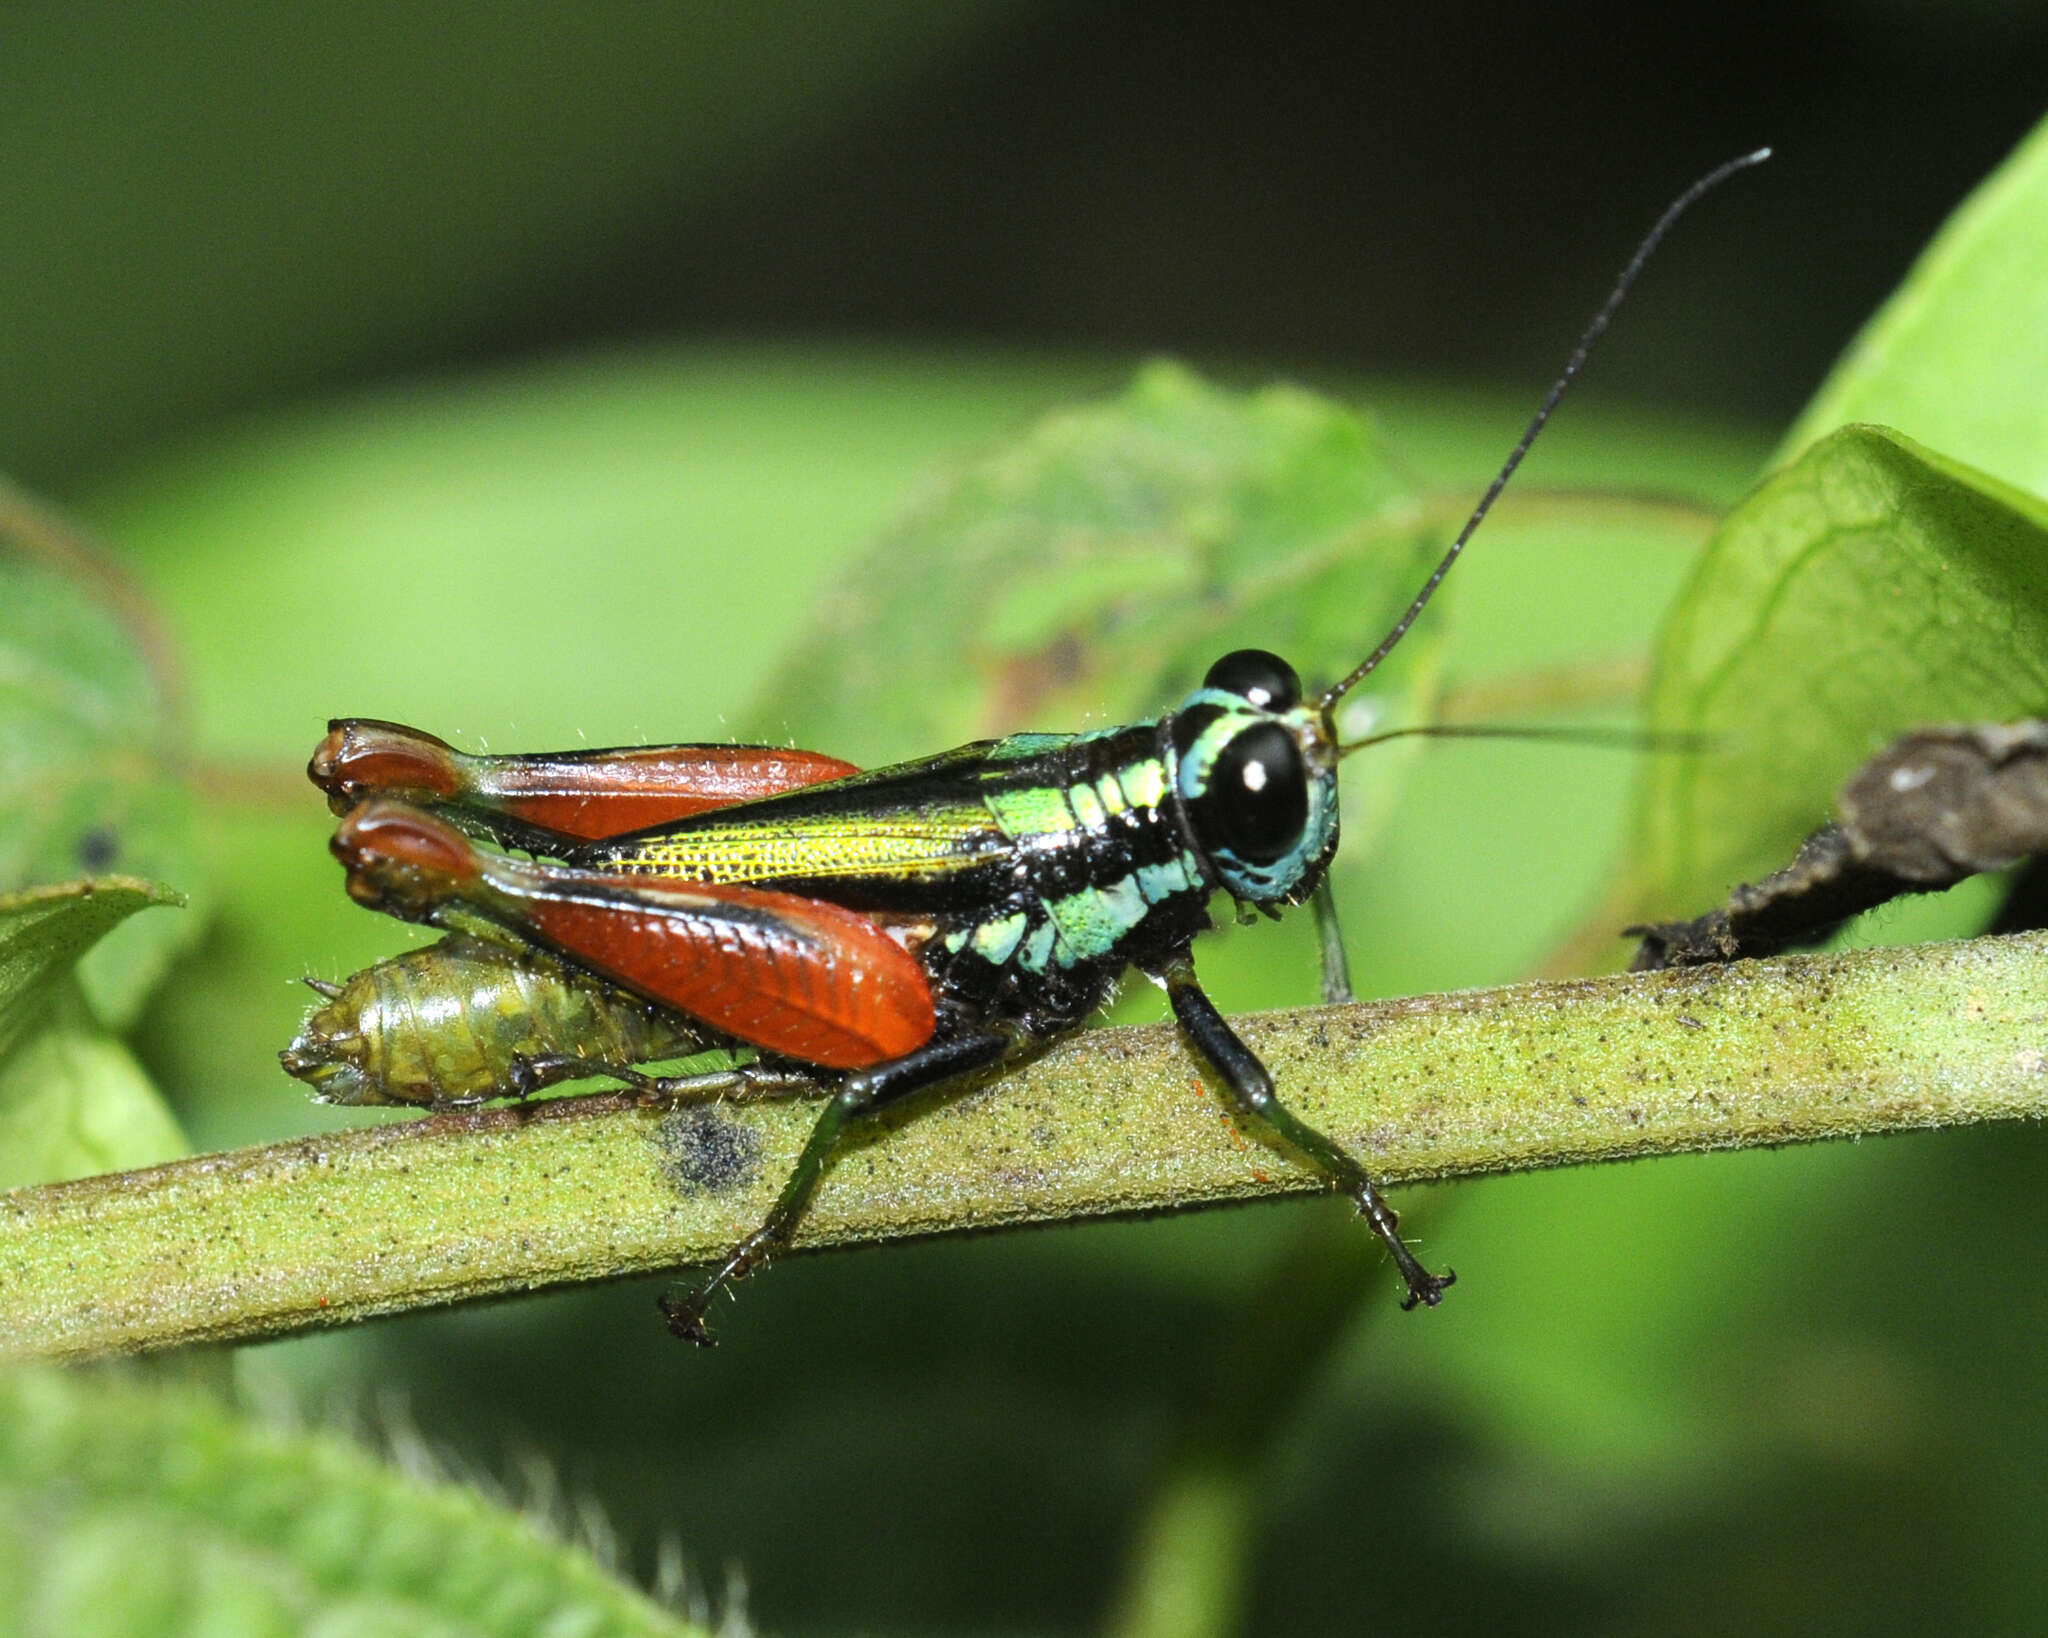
[[659, 1025, 1026, 1344]]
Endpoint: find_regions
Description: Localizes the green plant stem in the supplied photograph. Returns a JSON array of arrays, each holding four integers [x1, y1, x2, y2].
[[4, 932, 2045, 1361], [1103, 1205, 1380, 1638]]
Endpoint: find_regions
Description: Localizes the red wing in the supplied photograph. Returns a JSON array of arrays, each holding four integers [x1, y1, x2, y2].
[[310, 720, 857, 841], [332, 802, 933, 1069], [514, 875, 934, 1070]]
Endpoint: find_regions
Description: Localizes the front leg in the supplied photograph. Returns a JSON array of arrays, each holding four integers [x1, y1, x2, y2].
[[1309, 876, 1355, 1006], [1159, 956, 1453, 1309]]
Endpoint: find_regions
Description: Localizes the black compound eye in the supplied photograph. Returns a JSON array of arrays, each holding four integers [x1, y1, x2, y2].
[[1203, 649, 1301, 713], [1208, 722, 1309, 865]]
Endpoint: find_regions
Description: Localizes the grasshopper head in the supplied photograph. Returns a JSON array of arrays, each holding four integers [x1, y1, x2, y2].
[[1170, 649, 1340, 907]]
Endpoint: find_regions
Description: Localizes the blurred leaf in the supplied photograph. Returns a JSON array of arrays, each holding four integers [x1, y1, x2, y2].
[[753, 361, 1433, 753], [0, 1368, 710, 1638], [0, 1002, 188, 1191], [0, 486, 201, 1026], [1626, 425, 2048, 921], [1780, 112, 2048, 500], [90, 348, 1123, 765], [0, 2, 1045, 485], [750, 360, 1452, 893], [0, 878, 187, 1187]]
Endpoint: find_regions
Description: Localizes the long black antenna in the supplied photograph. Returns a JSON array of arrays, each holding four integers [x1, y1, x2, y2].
[[1338, 722, 1707, 756], [1318, 147, 1772, 714]]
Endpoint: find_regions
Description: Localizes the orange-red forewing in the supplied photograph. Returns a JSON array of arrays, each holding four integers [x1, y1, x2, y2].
[[484, 863, 935, 1070]]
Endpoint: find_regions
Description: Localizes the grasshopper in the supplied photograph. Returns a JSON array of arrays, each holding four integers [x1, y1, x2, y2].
[[288, 152, 1768, 1344]]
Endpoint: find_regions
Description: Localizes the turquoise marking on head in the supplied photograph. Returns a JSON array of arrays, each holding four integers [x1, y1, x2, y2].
[[1166, 651, 1339, 905]]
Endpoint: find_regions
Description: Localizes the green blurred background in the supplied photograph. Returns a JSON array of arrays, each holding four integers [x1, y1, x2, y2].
[[11, 3, 2048, 1634]]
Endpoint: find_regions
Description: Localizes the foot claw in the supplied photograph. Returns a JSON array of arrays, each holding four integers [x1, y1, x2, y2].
[[1399, 1267, 1457, 1311], [658, 1293, 717, 1346]]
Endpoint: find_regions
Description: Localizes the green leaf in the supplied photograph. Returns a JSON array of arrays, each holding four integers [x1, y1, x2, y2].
[[751, 363, 1430, 744], [87, 350, 1124, 764], [0, 1006, 189, 1191], [0, 878, 188, 1186], [1779, 114, 2048, 500], [749, 360, 1452, 872], [0, 484, 203, 1026], [0, 1368, 710, 1638], [1629, 423, 2048, 919], [0, 878, 183, 1058]]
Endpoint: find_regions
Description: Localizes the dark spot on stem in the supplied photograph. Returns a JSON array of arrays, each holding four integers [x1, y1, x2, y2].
[[654, 1108, 762, 1197]]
